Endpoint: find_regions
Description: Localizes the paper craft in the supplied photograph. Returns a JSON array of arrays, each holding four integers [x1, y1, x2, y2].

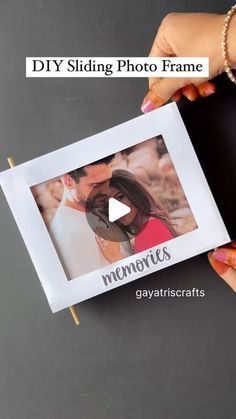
[[0, 103, 230, 312]]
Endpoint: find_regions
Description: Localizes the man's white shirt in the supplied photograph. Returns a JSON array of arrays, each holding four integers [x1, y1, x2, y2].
[[49, 203, 132, 279]]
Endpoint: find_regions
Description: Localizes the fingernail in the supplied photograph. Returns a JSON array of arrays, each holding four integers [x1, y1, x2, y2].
[[199, 84, 216, 97], [184, 92, 198, 101], [208, 252, 229, 275], [212, 250, 227, 263], [141, 98, 156, 113], [141, 92, 165, 113], [182, 86, 199, 101], [171, 90, 182, 102]]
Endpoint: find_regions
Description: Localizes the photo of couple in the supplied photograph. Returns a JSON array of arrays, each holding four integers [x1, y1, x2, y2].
[[31, 136, 197, 279]]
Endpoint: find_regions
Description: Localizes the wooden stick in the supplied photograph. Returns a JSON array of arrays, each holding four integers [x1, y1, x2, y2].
[[69, 306, 80, 325], [7, 156, 80, 326], [7, 157, 16, 168]]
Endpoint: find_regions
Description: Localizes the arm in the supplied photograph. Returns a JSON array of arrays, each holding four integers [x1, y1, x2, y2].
[[141, 12, 236, 111]]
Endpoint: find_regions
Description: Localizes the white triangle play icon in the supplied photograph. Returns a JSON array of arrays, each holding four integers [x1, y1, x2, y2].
[[108, 197, 131, 222]]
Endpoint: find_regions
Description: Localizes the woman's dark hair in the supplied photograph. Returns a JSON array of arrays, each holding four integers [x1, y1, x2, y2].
[[110, 169, 178, 237]]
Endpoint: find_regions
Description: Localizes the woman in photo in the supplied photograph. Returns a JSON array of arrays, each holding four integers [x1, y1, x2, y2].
[[95, 169, 178, 263]]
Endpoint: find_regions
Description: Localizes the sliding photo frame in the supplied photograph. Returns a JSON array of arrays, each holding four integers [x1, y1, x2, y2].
[[0, 103, 230, 322]]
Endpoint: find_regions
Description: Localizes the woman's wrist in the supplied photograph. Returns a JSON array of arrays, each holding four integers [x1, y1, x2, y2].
[[227, 13, 236, 68]]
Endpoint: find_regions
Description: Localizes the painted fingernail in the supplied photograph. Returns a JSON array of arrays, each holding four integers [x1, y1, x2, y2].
[[184, 92, 198, 101], [199, 83, 216, 97], [212, 250, 227, 263], [207, 252, 229, 276], [141, 98, 156, 113], [171, 90, 182, 102], [182, 86, 199, 101], [208, 252, 229, 275], [141, 92, 165, 113]]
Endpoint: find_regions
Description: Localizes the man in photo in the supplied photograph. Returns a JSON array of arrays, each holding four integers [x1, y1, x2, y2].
[[49, 156, 132, 279]]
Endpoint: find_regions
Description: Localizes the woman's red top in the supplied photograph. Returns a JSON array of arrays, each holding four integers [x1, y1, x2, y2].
[[134, 218, 174, 253]]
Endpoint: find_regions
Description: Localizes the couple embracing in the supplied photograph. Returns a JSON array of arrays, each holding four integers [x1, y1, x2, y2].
[[50, 155, 177, 279]]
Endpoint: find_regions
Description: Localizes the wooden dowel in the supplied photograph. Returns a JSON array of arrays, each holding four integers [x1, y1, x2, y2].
[[7, 156, 16, 168], [7, 156, 80, 326], [69, 306, 80, 325]]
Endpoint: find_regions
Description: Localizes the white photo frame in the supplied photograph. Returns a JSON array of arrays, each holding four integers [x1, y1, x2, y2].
[[0, 103, 230, 312]]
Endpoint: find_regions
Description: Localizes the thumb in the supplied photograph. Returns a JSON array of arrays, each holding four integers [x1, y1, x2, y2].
[[208, 252, 236, 292], [212, 247, 236, 269], [141, 77, 188, 112]]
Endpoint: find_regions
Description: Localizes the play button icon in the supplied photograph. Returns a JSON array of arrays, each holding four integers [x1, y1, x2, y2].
[[84, 175, 150, 242], [84, 192, 133, 243], [108, 197, 130, 222]]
